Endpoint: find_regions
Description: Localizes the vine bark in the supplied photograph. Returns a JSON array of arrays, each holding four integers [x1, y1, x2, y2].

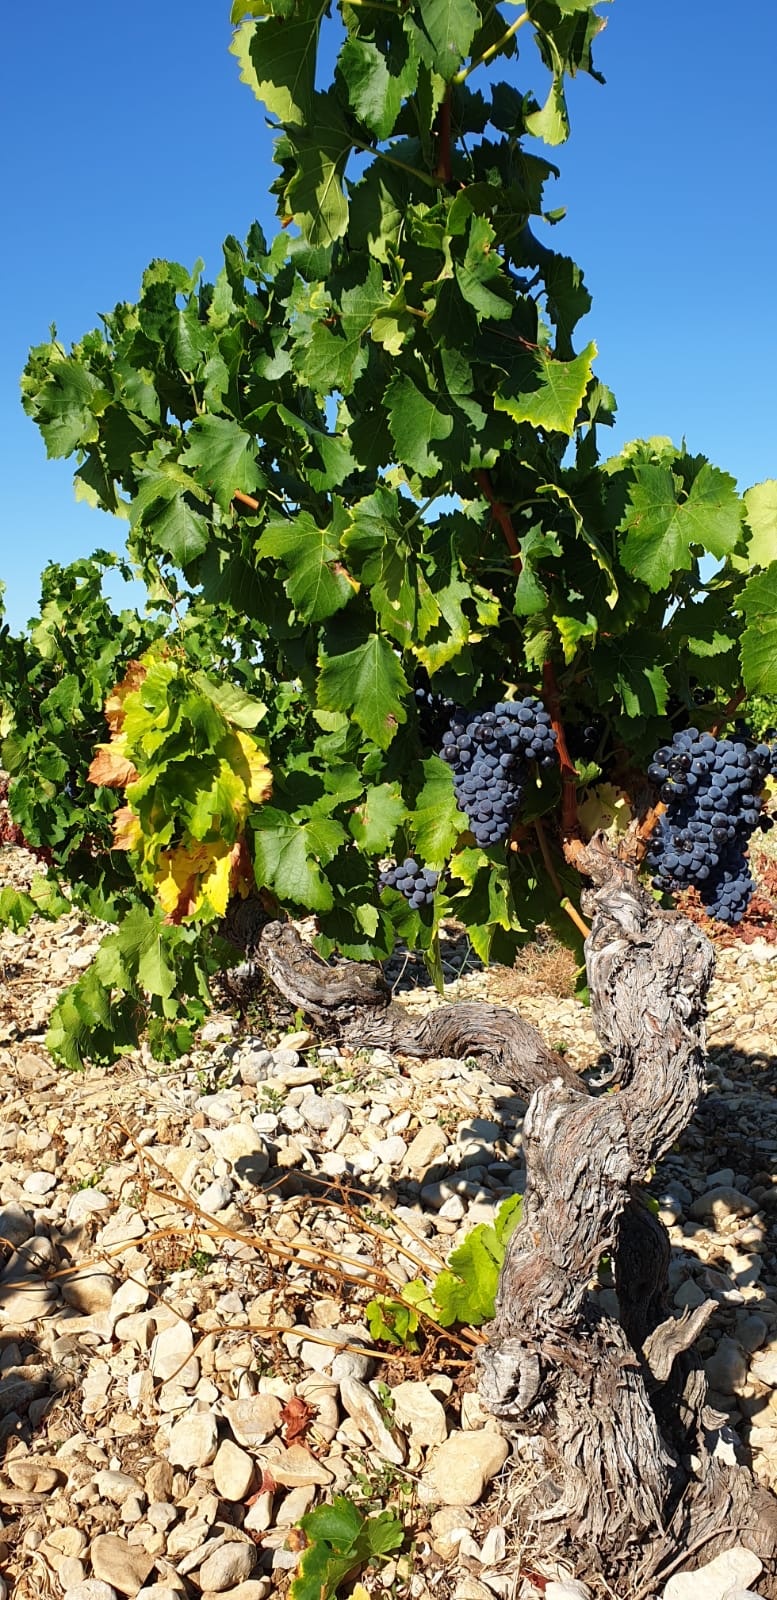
[[246, 841, 777, 1590]]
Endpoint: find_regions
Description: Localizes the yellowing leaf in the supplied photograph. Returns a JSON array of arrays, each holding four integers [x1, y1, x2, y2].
[[104, 658, 149, 733], [112, 806, 142, 851], [232, 729, 273, 805], [88, 738, 140, 789]]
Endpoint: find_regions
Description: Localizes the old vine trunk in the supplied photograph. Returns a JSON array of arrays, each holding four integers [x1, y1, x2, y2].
[[250, 844, 777, 1590]]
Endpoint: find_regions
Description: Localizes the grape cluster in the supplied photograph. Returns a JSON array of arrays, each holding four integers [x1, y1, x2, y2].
[[379, 857, 439, 908], [413, 671, 455, 749], [439, 697, 557, 848], [646, 728, 772, 923]]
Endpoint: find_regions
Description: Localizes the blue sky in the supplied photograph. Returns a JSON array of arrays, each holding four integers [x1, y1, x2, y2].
[[1, 1, 775, 634]]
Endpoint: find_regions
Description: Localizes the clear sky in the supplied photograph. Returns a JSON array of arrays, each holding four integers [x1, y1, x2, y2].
[[1, 1, 775, 634]]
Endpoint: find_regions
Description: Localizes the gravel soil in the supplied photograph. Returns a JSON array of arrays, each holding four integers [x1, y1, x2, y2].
[[2, 839, 777, 1600]]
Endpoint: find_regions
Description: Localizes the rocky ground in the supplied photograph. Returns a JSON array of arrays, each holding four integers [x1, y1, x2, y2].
[[2, 840, 777, 1600]]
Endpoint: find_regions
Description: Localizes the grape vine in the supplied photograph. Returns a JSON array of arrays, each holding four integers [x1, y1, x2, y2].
[[0, 0, 776, 1066]]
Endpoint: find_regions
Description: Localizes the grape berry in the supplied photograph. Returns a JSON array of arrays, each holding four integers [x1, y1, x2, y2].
[[647, 729, 773, 924], [379, 858, 439, 909], [439, 697, 557, 848]]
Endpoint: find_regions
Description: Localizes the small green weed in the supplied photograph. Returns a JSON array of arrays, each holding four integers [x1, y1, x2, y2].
[[366, 1192, 523, 1348], [288, 1496, 403, 1600]]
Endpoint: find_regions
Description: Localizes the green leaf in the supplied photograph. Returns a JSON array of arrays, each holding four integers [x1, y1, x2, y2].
[[619, 462, 743, 592], [365, 1295, 420, 1350], [251, 809, 346, 911], [739, 563, 777, 694], [261, 512, 357, 621], [455, 215, 513, 322], [282, 93, 353, 245], [230, 1, 324, 125], [318, 634, 408, 749], [410, 756, 468, 867], [405, 0, 481, 80], [525, 75, 569, 145], [299, 1497, 364, 1551], [432, 1195, 523, 1326], [181, 415, 263, 512], [385, 373, 454, 481], [338, 36, 417, 140], [495, 342, 596, 434], [148, 494, 210, 567], [744, 480, 777, 569], [349, 782, 407, 853], [30, 358, 111, 458], [191, 673, 268, 731], [592, 635, 670, 718]]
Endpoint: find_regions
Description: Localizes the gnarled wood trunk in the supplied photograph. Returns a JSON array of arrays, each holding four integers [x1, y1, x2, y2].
[[249, 844, 777, 1591]]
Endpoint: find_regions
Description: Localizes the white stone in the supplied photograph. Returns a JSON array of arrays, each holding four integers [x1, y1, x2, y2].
[[198, 1540, 256, 1591], [67, 1189, 112, 1224], [546, 1584, 593, 1600], [212, 1439, 256, 1501], [167, 1411, 219, 1469], [206, 1124, 269, 1178], [90, 1533, 156, 1595], [704, 1338, 748, 1395], [419, 1428, 509, 1506], [391, 1380, 448, 1447], [662, 1546, 763, 1600], [339, 1378, 405, 1465], [689, 1188, 755, 1223], [223, 1393, 283, 1447], [150, 1321, 197, 1385], [198, 1179, 232, 1214], [23, 1169, 57, 1195], [62, 1585, 118, 1600], [750, 1348, 777, 1387]]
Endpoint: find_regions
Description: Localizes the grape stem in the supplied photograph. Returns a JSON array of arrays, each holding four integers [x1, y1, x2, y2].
[[542, 658, 580, 837], [710, 686, 746, 738], [476, 469, 522, 573], [534, 818, 591, 939], [233, 490, 261, 512]]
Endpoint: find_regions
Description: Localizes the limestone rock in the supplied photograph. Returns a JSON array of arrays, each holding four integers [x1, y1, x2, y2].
[[339, 1377, 405, 1465], [167, 1411, 219, 1470], [662, 1546, 763, 1600], [391, 1380, 448, 1447], [90, 1533, 156, 1595], [419, 1428, 509, 1506], [198, 1540, 256, 1592], [212, 1439, 256, 1502]]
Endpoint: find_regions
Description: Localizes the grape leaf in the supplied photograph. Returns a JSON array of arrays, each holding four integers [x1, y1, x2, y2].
[[250, 809, 346, 911], [181, 415, 263, 511], [739, 563, 777, 694], [282, 93, 353, 245], [318, 634, 408, 749], [410, 756, 468, 867], [405, 0, 481, 80], [349, 782, 407, 853], [261, 512, 357, 621], [744, 480, 777, 569], [230, 0, 324, 125], [385, 373, 454, 480], [619, 463, 743, 592], [337, 36, 418, 140], [495, 342, 596, 434], [27, 357, 110, 458], [432, 1195, 523, 1326]]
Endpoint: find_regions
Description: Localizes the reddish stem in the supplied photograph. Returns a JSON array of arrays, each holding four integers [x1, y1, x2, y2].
[[542, 658, 579, 837], [233, 489, 261, 512], [710, 686, 746, 738], [476, 469, 522, 573]]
